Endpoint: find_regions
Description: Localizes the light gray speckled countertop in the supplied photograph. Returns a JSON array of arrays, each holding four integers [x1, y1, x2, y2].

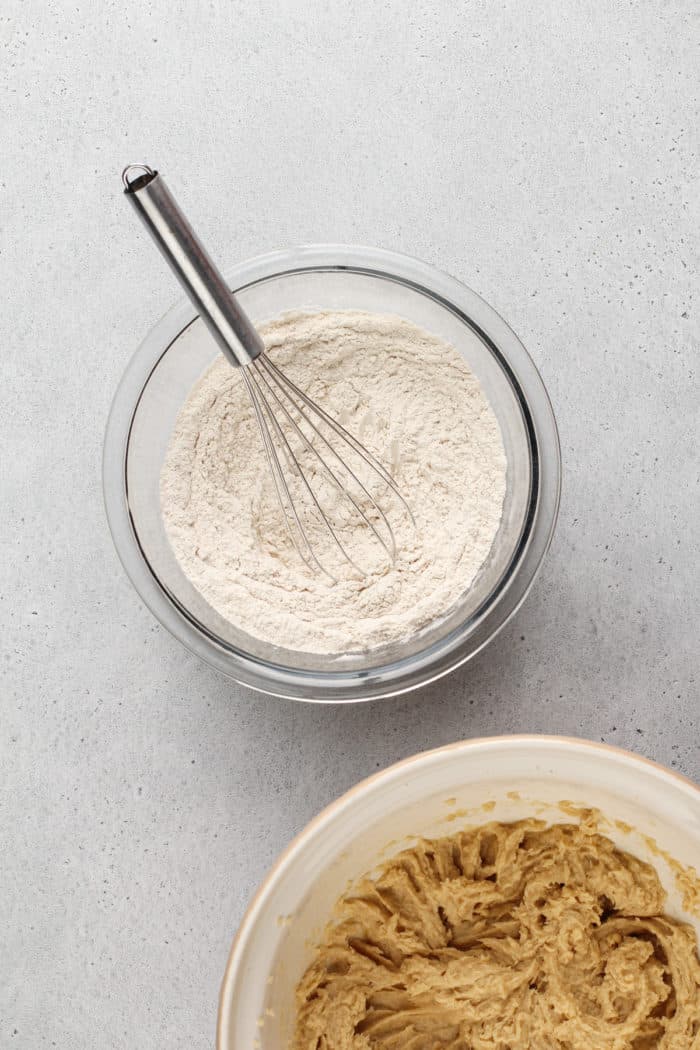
[[2, 2, 698, 1046]]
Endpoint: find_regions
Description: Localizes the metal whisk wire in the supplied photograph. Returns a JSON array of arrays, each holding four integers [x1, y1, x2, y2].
[[243, 354, 406, 581], [122, 163, 414, 580], [261, 354, 413, 523]]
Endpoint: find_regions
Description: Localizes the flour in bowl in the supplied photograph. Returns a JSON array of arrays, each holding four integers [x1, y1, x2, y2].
[[160, 311, 507, 654]]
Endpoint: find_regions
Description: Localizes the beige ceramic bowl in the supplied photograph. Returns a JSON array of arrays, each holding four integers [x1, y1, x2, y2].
[[217, 735, 700, 1048]]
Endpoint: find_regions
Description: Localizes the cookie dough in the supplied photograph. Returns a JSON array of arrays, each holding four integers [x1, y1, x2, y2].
[[293, 821, 700, 1048]]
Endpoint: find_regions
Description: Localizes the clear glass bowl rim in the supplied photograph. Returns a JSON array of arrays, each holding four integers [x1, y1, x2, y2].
[[103, 243, 561, 703]]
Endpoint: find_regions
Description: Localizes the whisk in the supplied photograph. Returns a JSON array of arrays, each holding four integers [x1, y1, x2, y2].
[[122, 164, 413, 581]]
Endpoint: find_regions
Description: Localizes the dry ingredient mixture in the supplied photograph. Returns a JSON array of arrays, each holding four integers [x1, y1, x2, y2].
[[293, 821, 700, 1049], [161, 311, 506, 654]]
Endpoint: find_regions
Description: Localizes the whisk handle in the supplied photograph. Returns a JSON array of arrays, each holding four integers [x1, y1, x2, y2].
[[121, 164, 264, 367]]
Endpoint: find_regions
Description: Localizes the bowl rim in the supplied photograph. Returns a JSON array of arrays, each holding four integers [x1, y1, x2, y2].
[[216, 733, 699, 1048], [104, 243, 562, 701]]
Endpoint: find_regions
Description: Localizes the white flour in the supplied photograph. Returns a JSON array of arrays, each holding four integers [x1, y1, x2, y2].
[[160, 311, 507, 654]]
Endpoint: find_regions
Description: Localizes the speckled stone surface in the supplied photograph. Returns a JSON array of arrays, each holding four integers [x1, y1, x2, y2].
[[2, 1, 698, 1047]]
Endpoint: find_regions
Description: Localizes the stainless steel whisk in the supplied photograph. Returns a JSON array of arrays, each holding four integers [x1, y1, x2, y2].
[[122, 164, 413, 581]]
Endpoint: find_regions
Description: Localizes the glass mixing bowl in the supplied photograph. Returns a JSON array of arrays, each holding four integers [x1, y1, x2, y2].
[[103, 245, 560, 701]]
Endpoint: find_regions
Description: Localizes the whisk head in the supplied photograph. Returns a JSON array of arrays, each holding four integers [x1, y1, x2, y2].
[[241, 353, 414, 582]]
